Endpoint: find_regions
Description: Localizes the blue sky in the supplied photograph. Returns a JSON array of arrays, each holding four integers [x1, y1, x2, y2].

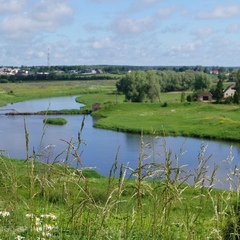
[[0, 0, 240, 67]]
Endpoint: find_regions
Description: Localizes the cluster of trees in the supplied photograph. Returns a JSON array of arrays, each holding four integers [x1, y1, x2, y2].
[[116, 70, 211, 102], [116, 71, 161, 102]]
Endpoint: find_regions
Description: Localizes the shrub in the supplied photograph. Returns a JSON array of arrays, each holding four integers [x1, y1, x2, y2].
[[186, 94, 192, 102], [0, 79, 8, 83], [225, 96, 233, 104], [162, 102, 168, 107], [43, 117, 67, 125]]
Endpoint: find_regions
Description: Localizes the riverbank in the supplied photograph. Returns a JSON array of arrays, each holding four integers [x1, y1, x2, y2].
[[77, 94, 240, 142]]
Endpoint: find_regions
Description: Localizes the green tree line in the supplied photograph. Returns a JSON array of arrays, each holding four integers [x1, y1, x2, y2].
[[116, 70, 211, 102]]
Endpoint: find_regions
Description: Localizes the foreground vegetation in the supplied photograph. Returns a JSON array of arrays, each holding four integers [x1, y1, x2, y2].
[[0, 126, 240, 239]]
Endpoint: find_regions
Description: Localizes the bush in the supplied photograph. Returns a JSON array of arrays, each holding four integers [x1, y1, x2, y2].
[[0, 79, 8, 83], [162, 102, 168, 107], [225, 96, 233, 104], [43, 117, 67, 125], [186, 94, 192, 102]]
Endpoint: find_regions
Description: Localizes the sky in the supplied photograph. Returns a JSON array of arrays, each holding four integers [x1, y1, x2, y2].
[[0, 0, 240, 67]]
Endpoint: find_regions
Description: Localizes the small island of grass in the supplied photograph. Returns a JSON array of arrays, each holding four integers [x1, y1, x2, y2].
[[43, 117, 67, 125]]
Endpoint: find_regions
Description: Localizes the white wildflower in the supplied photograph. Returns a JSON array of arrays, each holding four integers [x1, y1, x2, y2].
[[35, 226, 43, 232], [0, 210, 10, 217], [26, 213, 34, 218], [35, 217, 41, 226], [42, 231, 51, 237], [49, 213, 57, 220], [40, 213, 57, 219], [16, 236, 25, 240], [45, 224, 54, 231]]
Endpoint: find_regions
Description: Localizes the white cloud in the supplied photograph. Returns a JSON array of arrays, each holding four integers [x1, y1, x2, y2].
[[197, 5, 240, 19], [110, 17, 154, 35], [125, 0, 161, 15], [191, 27, 213, 39], [0, 0, 27, 14], [0, 0, 73, 40], [92, 37, 114, 49], [157, 6, 176, 18], [225, 23, 240, 33], [90, 0, 120, 2], [131, 0, 159, 8], [31, 0, 72, 23], [83, 23, 104, 33], [161, 24, 183, 33], [167, 40, 203, 58]]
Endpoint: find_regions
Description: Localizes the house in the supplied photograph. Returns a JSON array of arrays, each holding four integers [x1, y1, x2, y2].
[[223, 83, 235, 99], [211, 69, 219, 75], [197, 92, 213, 102], [97, 69, 103, 74]]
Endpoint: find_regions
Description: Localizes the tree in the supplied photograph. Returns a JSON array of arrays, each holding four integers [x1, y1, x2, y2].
[[193, 72, 211, 91], [219, 66, 226, 74], [214, 79, 224, 103], [233, 70, 240, 104], [116, 70, 162, 103], [180, 91, 186, 102], [194, 65, 203, 72], [146, 70, 161, 102], [116, 71, 148, 102], [203, 67, 210, 74], [229, 71, 238, 82]]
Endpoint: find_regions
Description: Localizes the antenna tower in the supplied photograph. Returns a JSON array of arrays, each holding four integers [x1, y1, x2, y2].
[[47, 48, 50, 68]]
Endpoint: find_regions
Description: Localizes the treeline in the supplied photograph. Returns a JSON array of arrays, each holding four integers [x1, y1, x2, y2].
[[1, 64, 239, 84], [0, 73, 117, 82], [116, 70, 211, 102], [3, 64, 239, 75]]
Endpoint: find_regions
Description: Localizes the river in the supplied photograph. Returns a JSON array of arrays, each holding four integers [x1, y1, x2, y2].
[[0, 95, 240, 189]]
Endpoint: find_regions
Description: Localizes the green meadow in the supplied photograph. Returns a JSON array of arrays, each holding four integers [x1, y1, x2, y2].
[[77, 91, 240, 141], [0, 80, 116, 107], [1, 80, 240, 238]]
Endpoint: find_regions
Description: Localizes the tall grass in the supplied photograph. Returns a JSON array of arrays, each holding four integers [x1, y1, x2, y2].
[[0, 118, 240, 239]]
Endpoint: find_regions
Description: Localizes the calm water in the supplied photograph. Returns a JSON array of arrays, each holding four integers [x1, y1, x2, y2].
[[1, 96, 240, 189]]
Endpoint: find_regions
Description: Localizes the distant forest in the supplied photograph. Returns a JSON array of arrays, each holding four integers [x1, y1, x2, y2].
[[0, 64, 239, 82]]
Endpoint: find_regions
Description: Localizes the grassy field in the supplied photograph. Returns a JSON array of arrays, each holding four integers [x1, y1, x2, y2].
[[77, 92, 240, 141], [0, 80, 116, 107]]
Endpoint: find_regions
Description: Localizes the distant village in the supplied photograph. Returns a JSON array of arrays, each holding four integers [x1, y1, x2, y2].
[[0, 65, 238, 77], [0, 67, 104, 76]]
